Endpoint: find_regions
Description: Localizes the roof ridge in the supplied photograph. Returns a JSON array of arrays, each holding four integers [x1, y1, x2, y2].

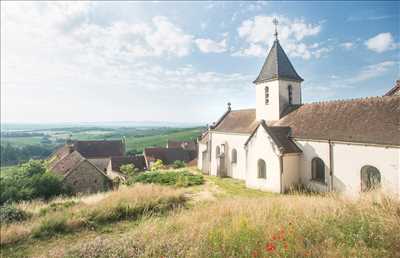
[[303, 95, 391, 106], [231, 108, 256, 111]]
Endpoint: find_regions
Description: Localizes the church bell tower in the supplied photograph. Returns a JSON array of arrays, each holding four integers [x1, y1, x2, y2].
[[254, 18, 303, 121]]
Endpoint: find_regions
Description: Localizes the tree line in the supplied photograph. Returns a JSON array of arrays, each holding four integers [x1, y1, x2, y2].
[[1, 144, 56, 166]]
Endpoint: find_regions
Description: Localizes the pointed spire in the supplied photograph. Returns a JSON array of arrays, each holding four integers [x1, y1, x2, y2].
[[253, 35, 303, 84]]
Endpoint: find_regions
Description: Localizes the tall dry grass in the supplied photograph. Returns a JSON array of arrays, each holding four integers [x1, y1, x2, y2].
[[59, 193, 400, 258], [0, 184, 186, 246]]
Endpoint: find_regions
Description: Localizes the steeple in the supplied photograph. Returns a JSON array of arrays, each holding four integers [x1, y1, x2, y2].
[[254, 18, 303, 121], [253, 36, 303, 84]]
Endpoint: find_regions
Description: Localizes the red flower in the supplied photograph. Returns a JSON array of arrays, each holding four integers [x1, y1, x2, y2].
[[304, 251, 311, 257], [265, 242, 276, 252], [283, 242, 288, 250], [271, 235, 277, 241], [252, 250, 259, 257]]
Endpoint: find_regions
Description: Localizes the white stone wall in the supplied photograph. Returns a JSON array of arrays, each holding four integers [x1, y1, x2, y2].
[[278, 80, 301, 112], [295, 140, 331, 192], [209, 132, 248, 180], [296, 139, 400, 197], [256, 80, 301, 121], [197, 142, 210, 173], [245, 126, 281, 192], [333, 143, 399, 197], [282, 154, 301, 192], [256, 80, 279, 121]]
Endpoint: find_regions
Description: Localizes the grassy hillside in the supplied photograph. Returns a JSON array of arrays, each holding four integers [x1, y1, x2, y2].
[[124, 127, 202, 152], [1, 168, 399, 258]]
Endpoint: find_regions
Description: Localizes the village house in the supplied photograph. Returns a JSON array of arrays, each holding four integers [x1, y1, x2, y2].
[[143, 139, 197, 168], [197, 28, 400, 197], [48, 139, 146, 193]]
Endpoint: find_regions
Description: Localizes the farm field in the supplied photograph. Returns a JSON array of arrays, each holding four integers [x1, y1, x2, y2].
[[1, 168, 399, 258], [1, 126, 204, 166]]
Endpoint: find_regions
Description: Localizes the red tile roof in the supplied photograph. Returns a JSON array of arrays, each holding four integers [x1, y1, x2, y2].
[[384, 80, 400, 96], [73, 140, 124, 158], [144, 147, 196, 166], [275, 96, 400, 146], [212, 96, 400, 146], [212, 109, 259, 134], [167, 140, 197, 151], [50, 151, 84, 176]]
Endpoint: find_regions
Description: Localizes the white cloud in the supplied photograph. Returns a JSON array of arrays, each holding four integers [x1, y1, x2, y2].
[[232, 43, 264, 57], [365, 33, 398, 53], [340, 42, 354, 50], [349, 61, 396, 83], [235, 15, 326, 59], [195, 38, 227, 53], [1, 2, 252, 123]]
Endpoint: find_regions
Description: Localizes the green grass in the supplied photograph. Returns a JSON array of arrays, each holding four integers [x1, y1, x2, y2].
[[205, 175, 275, 198], [1, 137, 43, 146], [132, 170, 204, 187]]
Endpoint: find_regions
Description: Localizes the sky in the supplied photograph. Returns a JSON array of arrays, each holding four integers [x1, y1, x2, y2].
[[1, 1, 399, 125]]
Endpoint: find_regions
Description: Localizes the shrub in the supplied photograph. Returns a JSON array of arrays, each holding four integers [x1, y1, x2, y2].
[[172, 160, 186, 169], [0, 160, 69, 204], [32, 214, 68, 238], [132, 170, 204, 187], [150, 159, 164, 171], [0, 205, 31, 224]]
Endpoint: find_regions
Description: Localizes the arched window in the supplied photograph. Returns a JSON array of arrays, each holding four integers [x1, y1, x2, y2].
[[258, 159, 266, 179], [231, 149, 237, 164], [265, 86, 269, 105], [361, 165, 381, 192], [216, 146, 220, 158], [288, 85, 293, 105], [311, 157, 325, 183]]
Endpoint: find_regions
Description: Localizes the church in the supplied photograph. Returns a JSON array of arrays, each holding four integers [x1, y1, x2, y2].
[[197, 27, 400, 197]]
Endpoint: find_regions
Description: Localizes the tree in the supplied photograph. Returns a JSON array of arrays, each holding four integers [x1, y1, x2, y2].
[[172, 160, 186, 169], [0, 160, 68, 204], [120, 164, 138, 177]]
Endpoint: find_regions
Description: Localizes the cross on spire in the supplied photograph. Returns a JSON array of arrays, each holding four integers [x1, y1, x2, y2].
[[273, 18, 279, 40]]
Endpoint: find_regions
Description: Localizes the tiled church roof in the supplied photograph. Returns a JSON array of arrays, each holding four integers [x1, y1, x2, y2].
[[275, 96, 400, 146], [254, 40, 303, 84], [384, 80, 400, 96], [212, 96, 400, 146], [244, 122, 302, 154], [212, 109, 258, 134]]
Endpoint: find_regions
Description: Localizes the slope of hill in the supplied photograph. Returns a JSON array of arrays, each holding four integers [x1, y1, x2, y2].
[[1, 168, 399, 258]]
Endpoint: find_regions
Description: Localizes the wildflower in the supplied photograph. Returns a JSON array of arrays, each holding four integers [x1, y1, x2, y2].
[[283, 242, 288, 250], [265, 242, 276, 252], [304, 251, 311, 256], [271, 235, 277, 241], [252, 250, 259, 257]]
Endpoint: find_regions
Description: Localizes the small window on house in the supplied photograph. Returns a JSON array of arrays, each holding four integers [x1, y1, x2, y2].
[[361, 165, 381, 192], [311, 157, 325, 183], [265, 86, 269, 105], [258, 159, 266, 179], [216, 146, 220, 158], [231, 149, 237, 164], [288, 85, 293, 105]]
